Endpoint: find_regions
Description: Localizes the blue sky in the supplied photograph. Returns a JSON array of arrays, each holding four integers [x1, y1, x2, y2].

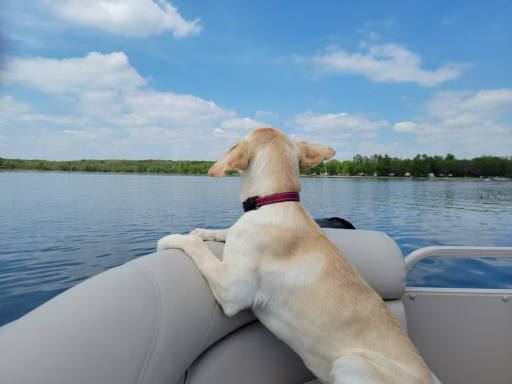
[[0, 0, 511, 160]]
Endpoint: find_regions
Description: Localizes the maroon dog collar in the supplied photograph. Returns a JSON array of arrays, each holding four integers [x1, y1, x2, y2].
[[242, 192, 300, 212]]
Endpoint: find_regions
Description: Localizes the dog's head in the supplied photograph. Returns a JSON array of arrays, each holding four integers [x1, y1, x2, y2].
[[208, 127, 335, 178]]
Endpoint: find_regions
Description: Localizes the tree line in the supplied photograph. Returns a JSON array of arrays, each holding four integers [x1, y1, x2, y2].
[[0, 154, 511, 177], [305, 154, 512, 177], [0, 158, 215, 174]]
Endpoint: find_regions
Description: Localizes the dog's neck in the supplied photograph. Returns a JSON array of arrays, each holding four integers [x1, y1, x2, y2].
[[238, 150, 301, 201]]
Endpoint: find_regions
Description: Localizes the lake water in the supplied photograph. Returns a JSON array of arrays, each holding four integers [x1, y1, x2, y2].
[[1, 171, 511, 326]]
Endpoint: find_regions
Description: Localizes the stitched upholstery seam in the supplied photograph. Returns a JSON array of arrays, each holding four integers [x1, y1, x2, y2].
[[194, 302, 219, 357], [132, 262, 163, 384]]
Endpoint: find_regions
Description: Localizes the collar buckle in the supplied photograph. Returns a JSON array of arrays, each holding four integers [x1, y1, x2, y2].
[[242, 196, 259, 212]]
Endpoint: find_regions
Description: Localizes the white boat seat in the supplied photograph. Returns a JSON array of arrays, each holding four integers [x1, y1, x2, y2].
[[0, 228, 441, 384]]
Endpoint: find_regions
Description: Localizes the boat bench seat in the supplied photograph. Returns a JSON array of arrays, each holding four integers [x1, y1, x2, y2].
[[0, 228, 441, 384]]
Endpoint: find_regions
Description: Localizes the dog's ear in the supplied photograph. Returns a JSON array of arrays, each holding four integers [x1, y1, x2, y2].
[[208, 142, 251, 177], [294, 141, 335, 170]]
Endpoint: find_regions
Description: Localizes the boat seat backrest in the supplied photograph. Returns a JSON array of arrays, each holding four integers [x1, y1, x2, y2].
[[0, 229, 411, 384]]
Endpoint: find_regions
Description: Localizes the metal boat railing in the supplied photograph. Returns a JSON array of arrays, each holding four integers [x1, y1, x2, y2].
[[405, 246, 512, 274]]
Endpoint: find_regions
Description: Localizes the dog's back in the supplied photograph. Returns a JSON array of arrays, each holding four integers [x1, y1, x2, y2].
[[232, 201, 433, 383]]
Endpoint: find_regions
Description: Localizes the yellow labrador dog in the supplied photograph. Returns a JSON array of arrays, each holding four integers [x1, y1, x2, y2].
[[157, 127, 433, 384]]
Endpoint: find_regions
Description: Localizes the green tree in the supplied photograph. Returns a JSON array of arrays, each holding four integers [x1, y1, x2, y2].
[[411, 154, 429, 176], [325, 159, 341, 175], [376, 154, 391, 175]]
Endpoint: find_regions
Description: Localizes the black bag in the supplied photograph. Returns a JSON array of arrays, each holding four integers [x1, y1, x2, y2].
[[314, 217, 355, 230]]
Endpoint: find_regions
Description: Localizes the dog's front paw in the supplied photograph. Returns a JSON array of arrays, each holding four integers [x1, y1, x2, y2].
[[190, 228, 211, 240], [157, 234, 202, 251], [157, 234, 187, 251]]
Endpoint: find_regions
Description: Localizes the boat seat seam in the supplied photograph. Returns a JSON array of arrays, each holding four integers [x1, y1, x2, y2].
[[131, 262, 163, 384], [194, 302, 220, 357]]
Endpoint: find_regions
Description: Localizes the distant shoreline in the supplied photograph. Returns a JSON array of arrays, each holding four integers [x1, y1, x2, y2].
[[1, 169, 504, 181], [300, 174, 485, 180], [1, 155, 511, 178]]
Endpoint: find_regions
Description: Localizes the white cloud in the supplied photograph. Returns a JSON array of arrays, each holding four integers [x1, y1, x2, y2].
[[62, 127, 117, 141], [2, 52, 146, 94], [300, 43, 466, 86], [289, 111, 390, 156], [208, 118, 268, 140], [1, 52, 259, 160], [295, 111, 390, 132], [0, 96, 85, 127], [394, 89, 512, 157], [78, 90, 125, 118], [44, 0, 202, 37], [393, 121, 417, 132], [0, 96, 32, 119], [211, 128, 239, 140], [220, 117, 266, 130], [123, 90, 234, 127], [289, 90, 512, 159], [425, 89, 512, 117]]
